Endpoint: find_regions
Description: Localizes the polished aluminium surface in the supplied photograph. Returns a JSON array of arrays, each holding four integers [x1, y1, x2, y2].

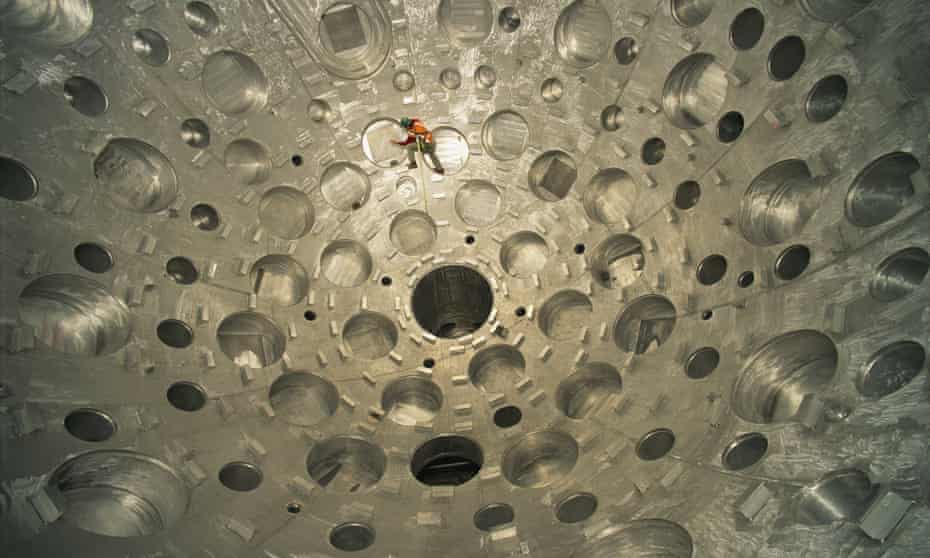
[[1, 0, 929, 557]]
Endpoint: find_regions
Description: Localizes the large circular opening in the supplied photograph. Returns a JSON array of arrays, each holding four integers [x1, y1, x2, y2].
[[500, 231, 550, 277], [662, 53, 728, 129], [455, 180, 502, 227], [306, 436, 387, 493], [224, 139, 271, 185], [528, 150, 578, 201], [732, 330, 838, 423], [870, 248, 930, 302], [582, 168, 638, 225], [796, 469, 878, 525], [768, 36, 806, 81], [216, 311, 286, 368], [94, 138, 178, 213], [613, 295, 677, 354], [636, 428, 676, 460], [538, 290, 593, 341], [390, 210, 437, 255], [685, 347, 720, 379], [468, 345, 526, 392], [342, 312, 398, 359], [739, 159, 825, 246], [412, 266, 493, 339], [474, 503, 515, 531], [730, 7, 765, 50], [806, 75, 848, 123], [258, 186, 315, 240], [381, 376, 444, 426], [167, 381, 207, 412], [553, 0, 611, 68], [202, 51, 268, 115], [774, 245, 811, 281], [502, 431, 578, 488], [320, 161, 371, 211], [697, 254, 728, 285], [846, 152, 920, 228], [74, 242, 114, 273], [320, 239, 373, 287], [132, 29, 171, 66], [63, 76, 108, 117], [555, 492, 598, 523], [858, 341, 926, 398], [52, 450, 189, 537], [249, 254, 309, 307], [269, 372, 339, 426], [411, 435, 484, 486], [556, 362, 622, 419], [18, 274, 132, 356], [482, 110, 530, 161]]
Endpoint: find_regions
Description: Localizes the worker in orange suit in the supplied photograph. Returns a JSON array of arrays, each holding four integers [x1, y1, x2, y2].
[[392, 117, 445, 175]]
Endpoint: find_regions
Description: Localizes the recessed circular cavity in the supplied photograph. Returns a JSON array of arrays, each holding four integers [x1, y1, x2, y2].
[[613, 295, 677, 354], [411, 435, 483, 486], [320, 162, 371, 211], [412, 266, 493, 339], [797, 469, 878, 525], [166, 381, 207, 412], [330, 523, 375, 552], [396, 176, 418, 201], [269, 372, 339, 426], [455, 180, 502, 227], [738, 270, 755, 288], [732, 330, 838, 423], [498, 7, 521, 32], [0, 0, 94, 46], [636, 428, 675, 460], [717, 111, 744, 143], [18, 274, 132, 356], [662, 53, 728, 129], [307, 436, 386, 493], [157, 319, 193, 349], [671, 0, 714, 27], [674, 180, 701, 210], [591, 234, 644, 290], [582, 168, 638, 225], [428, 126, 470, 174], [528, 150, 577, 201], [52, 450, 189, 537], [722, 433, 768, 471], [798, 0, 873, 23], [258, 186, 314, 240], [304, 310, 317, 321], [390, 210, 437, 256], [217, 311, 286, 368], [342, 311, 398, 359], [556, 492, 598, 523], [438, 0, 493, 47], [190, 203, 220, 231], [316, 1, 392, 80], [697, 254, 728, 285], [218, 462, 262, 492], [166, 256, 198, 284], [846, 152, 920, 228], [774, 245, 810, 281], [600, 105, 623, 131], [739, 159, 825, 246], [63, 76, 108, 117], [131, 29, 170, 66], [685, 347, 720, 379], [0, 156, 38, 201], [361, 118, 406, 168], [556, 362, 622, 419], [381, 376, 443, 426], [286, 502, 301, 514], [185, 2, 219, 36], [468, 345, 526, 392], [180, 118, 210, 148], [320, 239, 373, 287], [64, 409, 116, 442], [224, 139, 271, 185], [475, 65, 497, 88], [249, 255, 310, 307], [474, 503, 515, 531], [482, 110, 529, 161], [858, 341, 926, 398], [554, 0, 611, 68], [642, 138, 666, 165], [493, 405, 522, 428], [614, 37, 639, 64], [308, 98, 332, 122], [439, 67, 462, 90], [73, 243, 113, 273], [730, 7, 765, 50], [202, 51, 268, 115], [701, 310, 713, 320], [768, 36, 806, 81], [574, 519, 694, 558], [500, 231, 549, 277], [541, 77, 564, 103], [423, 358, 435, 368], [94, 138, 178, 213], [806, 75, 848, 123], [871, 248, 930, 302], [502, 431, 578, 488], [538, 290, 593, 341], [393, 70, 415, 92]]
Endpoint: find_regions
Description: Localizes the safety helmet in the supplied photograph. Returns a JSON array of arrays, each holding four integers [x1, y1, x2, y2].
[[399, 117, 412, 128]]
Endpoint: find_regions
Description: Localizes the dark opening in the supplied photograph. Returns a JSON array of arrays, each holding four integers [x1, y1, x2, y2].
[[412, 266, 493, 339], [493, 405, 522, 428], [411, 435, 483, 486]]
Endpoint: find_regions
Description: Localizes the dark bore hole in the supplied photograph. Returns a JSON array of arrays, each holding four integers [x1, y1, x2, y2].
[[411, 435, 484, 486]]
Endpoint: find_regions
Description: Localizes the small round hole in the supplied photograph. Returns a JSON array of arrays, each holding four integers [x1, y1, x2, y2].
[[291, 154, 303, 166], [64, 408, 117, 442], [63, 76, 109, 117], [498, 7, 521, 32], [722, 432, 768, 470], [74, 243, 114, 273], [701, 310, 713, 320], [738, 271, 755, 288], [423, 358, 436, 368], [381, 276, 393, 286], [515, 306, 526, 317], [474, 503, 515, 531], [190, 203, 220, 231], [642, 138, 666, 165], [493, 405, 522, 428], [717, 111, 744, 143], [465, 234, 476, 245], [304, 310, 317, 321], [166, 257, 198, 285], [166, 381, 207, 412], [614, 37, 639, 65], [730, 7, 765, 51], [636, 428, 675, 461], [697, 254, 728, 285], [573, 243, 586, 255], [674, 181, 701, 210], [768, 36, 806, 82], [157, 319, 194, 348], [286, 502, 301, 514], [685, 347, 719, 379], [806, 75, 848, 123], [330, 522, 375, 552], [555, 492, 598, 523], [775, 245, 811, 281], [218, 461, 263, 492]]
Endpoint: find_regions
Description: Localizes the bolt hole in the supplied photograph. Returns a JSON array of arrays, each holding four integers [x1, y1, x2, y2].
[[465, 234, 476, 245], [304, 310, 317, 321], [573, 243, 586, 254], [351, 201, 362, 211], [515, 306, 526, 317], [381, 276, 393, 286], [738, 271, 755, 288], [701, 310, 713, 320], [423, 358, 435, 368], [286, 502, 301, 514], [493, 405, 522, 428], [291, 154, 303, 166]]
